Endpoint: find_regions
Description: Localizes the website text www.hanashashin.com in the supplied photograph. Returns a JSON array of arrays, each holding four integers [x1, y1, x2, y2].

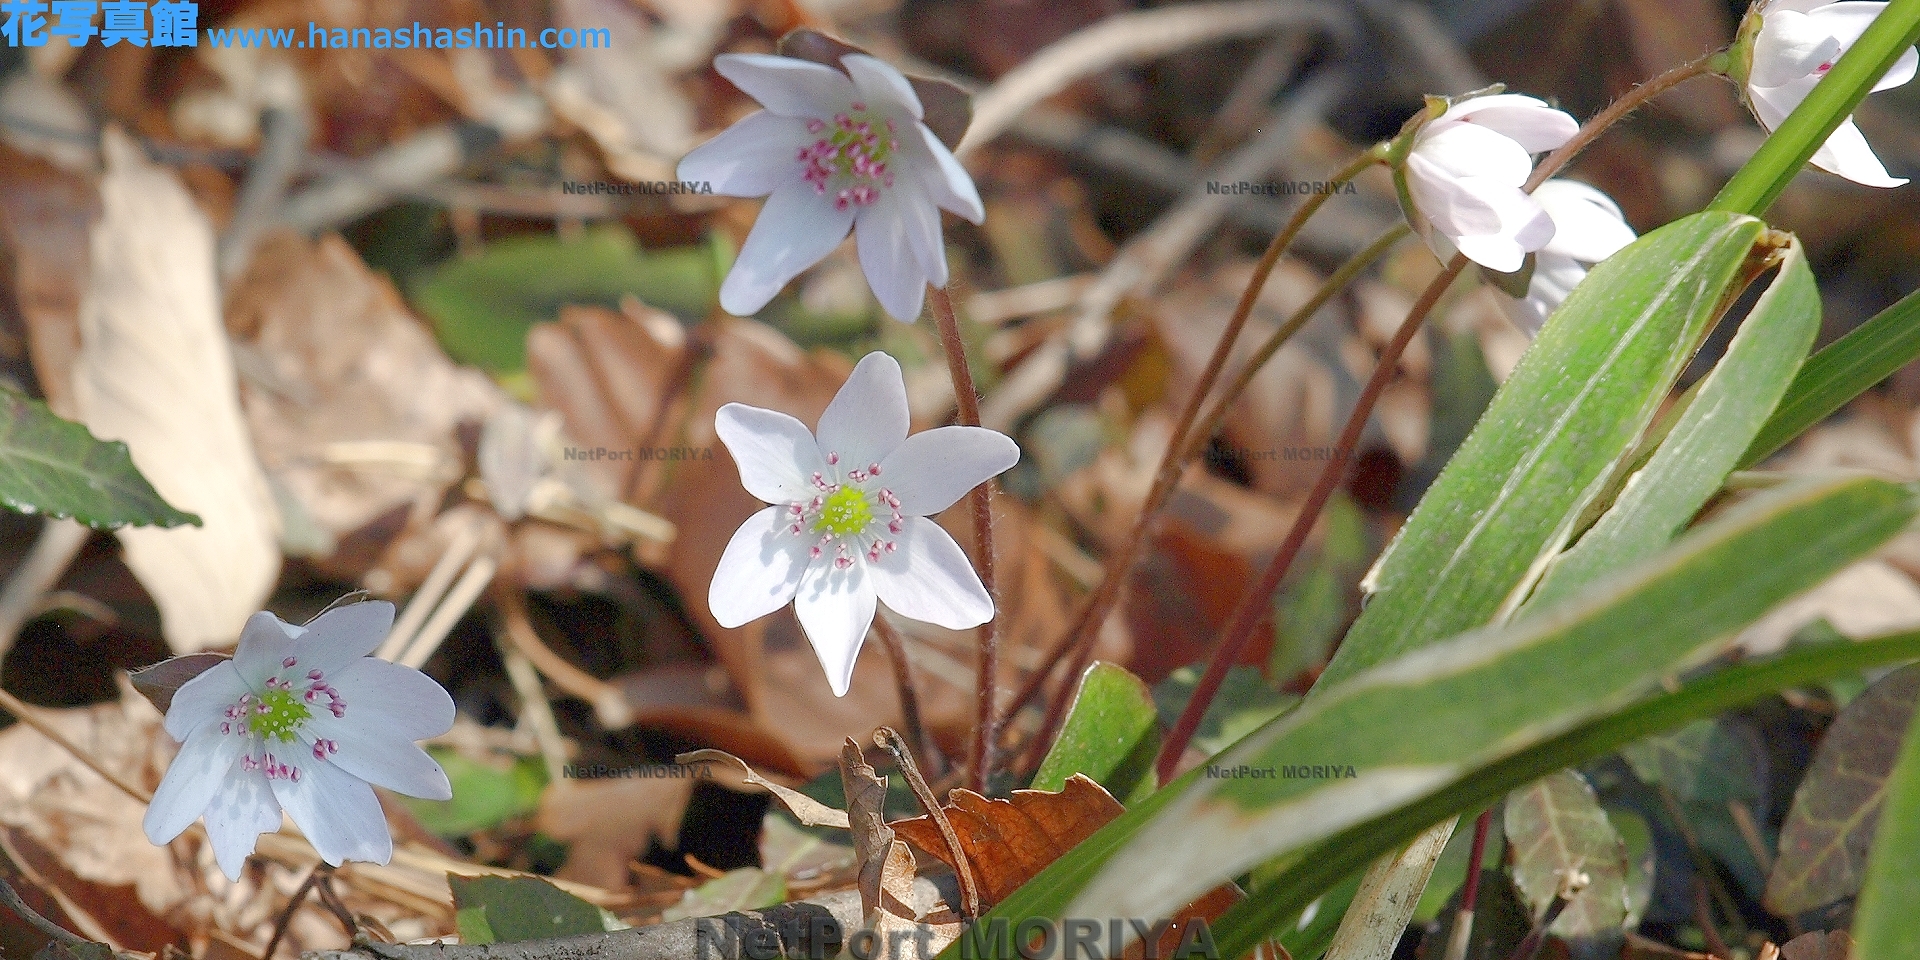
[[1, 1, 610, 49]]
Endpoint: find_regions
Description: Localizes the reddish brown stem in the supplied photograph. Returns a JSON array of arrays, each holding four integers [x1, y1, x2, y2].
[[873, 616, 939, 776], [994, 150, 1382, 752], [1462, 809, 1492, 912], [929, 284, 1001, 795], [1155, 255, 1469, 784], [1020, 226, 1409, 768]]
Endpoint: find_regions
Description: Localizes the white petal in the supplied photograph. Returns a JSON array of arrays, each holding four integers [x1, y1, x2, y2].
[[1437, 94, 1578, 153], [854, 190, 932, 321], [913, 125, 985, 224], [1534, 180, 1637, 262], [1496, 289, 1550, 335], [1872, 45, 1917, 92], [297, 601, 393, 677], [303, 720, 452, 801], [202, 762, 283, 881], [1748, 75, 1813, 131], [719, 184, 856, 316], [869, 517, 993, 628], [716, 403, 830, 503], [1500, 252, 1589, 335], [233, 611, 302, 687], [678, 111, 813, 198], [709, 505, 813, 627], [323, 656, 455, 742], [894, 181, 951, 287], [1454, 235, 1530, 274], [793, 558, 877, 697], [1809, 116, 1909, 185], [878, 425, 1020, 516], [841, 54, 923, 121], [1413, 123, 1534, 186], [143, 726, 247, 844], [1453, 179, 1557, 273], [714, 53, 856, 118], [1768, 0, 1838, 13], [1807, 3, 1900, 50], [1405, 153, 1506, 238], [816, 352, 910, 471], [271, 758, 392, 867], [1534, 253, 1593, 301], [1795, 3, 1919, 91], [162, 659, 249, 741], [1753, 10, 1842, 86]]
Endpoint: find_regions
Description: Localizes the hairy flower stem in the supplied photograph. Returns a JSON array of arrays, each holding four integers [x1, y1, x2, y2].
[[1530, 51, 1723, 192], [1150, 53, 1724, 784], [873, 616, 938, 775], [1155, 253, 1469, 783], [995, 151, 1383, 754], [929, 283, 1002, 794], [1019, 224, 1410, 767]]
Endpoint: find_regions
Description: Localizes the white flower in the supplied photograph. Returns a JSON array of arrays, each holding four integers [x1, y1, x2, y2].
[[142, 602, 454, 880], [1400, 94, 1581, 273], [709, 352, 1018, 696], [1493, 180, 1638, 334], [1744, 0, 1917, 187], [678, 49, 985, 322]]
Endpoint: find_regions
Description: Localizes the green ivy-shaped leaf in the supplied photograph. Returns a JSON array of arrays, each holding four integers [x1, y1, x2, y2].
[[449, 875, 617, 944], [0, 389, 198, 529]]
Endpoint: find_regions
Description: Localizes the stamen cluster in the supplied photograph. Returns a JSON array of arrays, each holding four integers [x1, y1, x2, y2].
[[785, 450, 905, 569], [215, 653, 349, 782], [796, 103, 898, 211]]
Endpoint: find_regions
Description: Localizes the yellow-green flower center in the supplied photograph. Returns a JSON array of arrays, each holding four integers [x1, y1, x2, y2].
[[248, 688, 312, 743], [814, 487, 874, 537]]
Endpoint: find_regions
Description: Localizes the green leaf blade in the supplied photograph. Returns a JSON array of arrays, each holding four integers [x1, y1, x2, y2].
[[1319, 212, 1765, 689], [1530, 235, 1820, 608], [1851, 664, 1920, 954], [0, 389, 199, 529], [447, 875, 612, 945], [1061, 475, 1916, 938], [1033, 662, 1162, 803], [1744, 286, 1920, 468]]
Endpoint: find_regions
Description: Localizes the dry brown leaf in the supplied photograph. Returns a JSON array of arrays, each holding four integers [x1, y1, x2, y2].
[[534, 776, 697, 890], [228, 230, 506, 585], [891, 774, 1252, 959], [1154, 258, 1346, 500], [1779, 930, 1853, 960], [75, 130, 279, 652], [676, 748, 851, 830], [0, 684, 189, 924], [0, 140, 94, 416], [529, 312, 849, 721], [545, 0, 696, 181], [891, 774, 1123, 907]]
